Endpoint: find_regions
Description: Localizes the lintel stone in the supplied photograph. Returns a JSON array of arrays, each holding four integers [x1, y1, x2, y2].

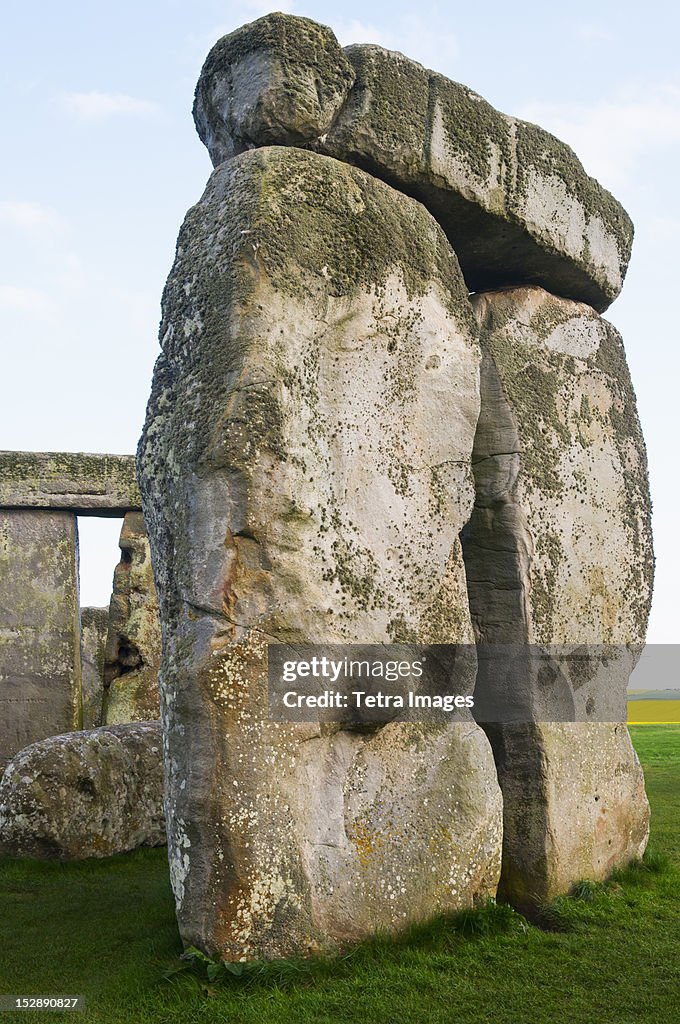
[[0, 452, 141, 515]]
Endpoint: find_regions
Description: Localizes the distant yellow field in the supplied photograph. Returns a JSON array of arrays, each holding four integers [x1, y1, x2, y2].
[[627, 700, 680, 724]]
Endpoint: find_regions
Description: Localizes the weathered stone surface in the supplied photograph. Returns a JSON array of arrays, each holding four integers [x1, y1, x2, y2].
[[194, 13, 355, 165], [80, 606, 108, 729], [461, 286, 652, 911], [314, 46, 632, 312], [138, 145, 502, 959], [487, 721, 649, 912], [0, 452, 141, 515], [102, 512, 161, 725], [193, 16, 632, 311], [0, 511, 81, 771], [0, 722, 165, 859]]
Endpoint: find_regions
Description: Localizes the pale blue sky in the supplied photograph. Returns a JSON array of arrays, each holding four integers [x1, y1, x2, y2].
[[1, 1, 677, 641]]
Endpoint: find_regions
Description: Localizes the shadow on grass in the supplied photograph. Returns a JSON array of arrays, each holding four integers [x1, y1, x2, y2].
[[160, 899, 525, 994], [162, 846, 670, 997]]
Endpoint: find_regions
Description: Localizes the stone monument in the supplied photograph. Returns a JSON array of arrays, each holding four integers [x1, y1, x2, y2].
[[138, 13, 652, 957]]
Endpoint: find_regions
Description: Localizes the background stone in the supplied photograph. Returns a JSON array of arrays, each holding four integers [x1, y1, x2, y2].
[[102, 512, 161, 725], [80, 606, 108, 729], [0, 510, 81, 771], [0, 451, 140, 515]]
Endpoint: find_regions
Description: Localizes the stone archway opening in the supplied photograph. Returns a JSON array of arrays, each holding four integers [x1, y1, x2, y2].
[[0, 452, 161, 771], [77, 516, 123, 608]]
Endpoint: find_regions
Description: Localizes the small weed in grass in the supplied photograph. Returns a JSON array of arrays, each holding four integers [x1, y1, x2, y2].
[[569, 878, 601, 903]]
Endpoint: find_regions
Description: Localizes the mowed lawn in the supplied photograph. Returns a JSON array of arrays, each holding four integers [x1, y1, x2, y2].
[[0, 725, 678, 1024]]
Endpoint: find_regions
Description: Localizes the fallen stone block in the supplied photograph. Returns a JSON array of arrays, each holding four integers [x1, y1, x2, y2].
[[0, 722, 165, 859]]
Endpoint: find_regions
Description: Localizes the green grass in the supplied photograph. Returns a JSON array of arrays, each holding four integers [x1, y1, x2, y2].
[[1, 725, 678, 1023]]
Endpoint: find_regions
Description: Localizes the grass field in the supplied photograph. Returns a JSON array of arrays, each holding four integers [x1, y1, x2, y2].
[[0, 725, 678, 1023]]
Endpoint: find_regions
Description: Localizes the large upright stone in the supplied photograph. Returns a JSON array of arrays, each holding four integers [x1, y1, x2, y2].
[[194, 15, 632, 312], [462, 286, 652, 912], [0, 511, 82, 770], [102, 512, 161, 725], [138, 145, 502, 959]]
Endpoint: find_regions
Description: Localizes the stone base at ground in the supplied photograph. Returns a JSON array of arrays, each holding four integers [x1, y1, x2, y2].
[[490, 722, 649, 913]]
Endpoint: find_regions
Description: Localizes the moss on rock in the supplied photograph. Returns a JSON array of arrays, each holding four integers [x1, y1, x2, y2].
[[0, 451, 140, 513], [194, 13, 355, 164]]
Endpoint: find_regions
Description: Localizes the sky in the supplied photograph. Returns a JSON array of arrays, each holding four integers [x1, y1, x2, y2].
[[1, 0, 678, 642]]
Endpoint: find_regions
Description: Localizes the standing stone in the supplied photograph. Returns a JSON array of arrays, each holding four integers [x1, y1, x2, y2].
[[462, 286, 652, 912], [138, 145, 502, 959], [80, 606, 108, 728], [0, 511, 81, 771], [102, 512, 161, 724]]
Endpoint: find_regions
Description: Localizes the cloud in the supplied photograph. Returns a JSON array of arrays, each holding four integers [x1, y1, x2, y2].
[[517, 86, 680, 192], [648, 215, 680, 242], [0, 200, 83, 294], [0, 285, 57, 320], [577, 25, 615, 44], [240, 0, 295, 14], [59, 91, 159, 120], [0, 201, 65, 232], [332, 15, 458, 73], [56, 251, 86, 293]]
